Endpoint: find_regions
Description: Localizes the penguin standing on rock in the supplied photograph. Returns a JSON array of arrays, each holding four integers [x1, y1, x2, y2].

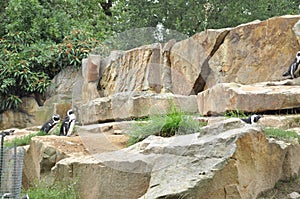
[[60, 109, 76, 136], [40, 114, 60, 134], [241, 114, 263, 124], [283, 51, 300, 79]]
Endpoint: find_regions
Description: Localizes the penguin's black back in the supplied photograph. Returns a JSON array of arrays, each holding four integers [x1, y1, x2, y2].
[[41, 119, 56, 133]]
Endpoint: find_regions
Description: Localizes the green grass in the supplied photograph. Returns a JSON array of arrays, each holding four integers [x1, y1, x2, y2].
[[4, 131, 47, 147], [224, 109, 247, 118], [23, 179, 78, 199], [264, 127, 300, 144], [126, 106, 206, 146]]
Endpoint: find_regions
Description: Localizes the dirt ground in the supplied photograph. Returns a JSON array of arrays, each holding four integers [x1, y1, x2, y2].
[[2, 126, 128, 155]]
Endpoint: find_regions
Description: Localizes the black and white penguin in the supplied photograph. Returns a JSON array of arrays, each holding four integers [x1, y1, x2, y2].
[[1, 193, 12, 199], [283, 51, 300, 79], [21, 193, 29, 199], [241, 114, 263, 124], [60, 109, 76, 136], [40, 114, 60, 134]]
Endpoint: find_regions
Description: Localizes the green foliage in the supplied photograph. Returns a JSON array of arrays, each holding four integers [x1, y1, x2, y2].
[[0, 0, 108, 112], [0, 29, 101, 112], [127, 106, 206, 146], [24, 178, 78, 199], [224, 109, 247, 118], [4, 131, 47, 148], [1, 0, 299, 112], [264, 127, 300, 144], [112, 0, 299, 37]]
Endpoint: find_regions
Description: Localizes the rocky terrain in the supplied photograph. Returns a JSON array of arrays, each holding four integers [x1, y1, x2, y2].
[[2, 15, 300, 198]]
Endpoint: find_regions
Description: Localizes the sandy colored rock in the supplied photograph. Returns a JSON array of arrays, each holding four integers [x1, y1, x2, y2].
[[207, 15, 300, 87], [77, 92, 198, 125], [99, 43, 163, 96], [50, 119, 300, 199], [170, 28, 230, 95], [197, 81, 300, 116], [22, 136, 88, 188], [293, 19, 300, 45]]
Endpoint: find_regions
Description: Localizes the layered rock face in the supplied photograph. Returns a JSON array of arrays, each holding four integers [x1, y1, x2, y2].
[[1, 15, 300, 128], [77, 92, 197, 125], [4, 14, 300, 199], [198, 79, 300, 115], [99, 15, 300, 96], [23, 119, 300, 199]]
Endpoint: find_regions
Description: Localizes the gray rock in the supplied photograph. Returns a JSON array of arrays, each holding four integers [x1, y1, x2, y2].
[[50, 118, 300, 199], [288, 192, 300, 199]]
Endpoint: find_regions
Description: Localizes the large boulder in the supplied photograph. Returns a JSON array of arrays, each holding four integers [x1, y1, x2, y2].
[[170, 28, 230, 95], [293, 18, 300, 46], [170, 15, 300, 95], [197, 79, 300, 116], [77, 92, 198, 125], [99, 44, 163, 96], [0, 97, 41, 129], [51, 118, 300, 199], [22, 136, 88, 188], [207, 15, 300, 87]]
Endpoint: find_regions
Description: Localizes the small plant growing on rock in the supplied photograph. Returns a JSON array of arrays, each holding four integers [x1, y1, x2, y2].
[[264, 127, 300, 144], [4, 131, 47, 147], [224, 109, 247, 118], [23, 178, 78, 199], [126, 105, 206, 146]]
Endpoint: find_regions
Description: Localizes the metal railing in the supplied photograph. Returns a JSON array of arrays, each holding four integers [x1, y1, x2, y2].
[[0, 130, 25, 199]]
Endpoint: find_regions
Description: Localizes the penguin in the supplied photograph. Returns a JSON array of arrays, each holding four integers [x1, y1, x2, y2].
[[1, 193, 12, 199], [60, 109, 76, 136], [40, 114, 60, 134], [241, 114, 263, 124], [283, 51, 300, 79], [21, 193, 29, 199]]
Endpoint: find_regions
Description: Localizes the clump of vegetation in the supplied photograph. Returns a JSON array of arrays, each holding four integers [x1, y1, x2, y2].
[[264, 127, 300, 144], [224, 109, 247, 118], [126, 106, 206, 146], [23, 179, 78, 199], [4, 131, 47, 147]]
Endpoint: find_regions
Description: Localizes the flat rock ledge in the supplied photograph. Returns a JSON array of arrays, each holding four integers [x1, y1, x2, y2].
[[48, 119, 300, 199], [198, 79, 300, 116], [77, 92, 198, 125]]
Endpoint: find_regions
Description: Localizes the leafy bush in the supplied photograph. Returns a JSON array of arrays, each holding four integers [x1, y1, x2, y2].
[[0, 30, 101, 112], [264, 127, 300, 144], [0, 0, 108, 112], [127, 106, 206, 146], [0, 31, 51, 111]]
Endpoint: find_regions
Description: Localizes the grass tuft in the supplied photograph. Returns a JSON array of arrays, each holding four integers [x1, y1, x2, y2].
[[23, 179, 78, 199], [264, 127, 300, 144], [4, 131, 47, 147], [126, 106, 206, 146], [224, 109, 247, 118]]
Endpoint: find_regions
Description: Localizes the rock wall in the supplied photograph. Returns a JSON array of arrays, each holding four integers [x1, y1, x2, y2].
[[2, 15, 300, 129], [21, 118, 300, 199], [198, 79, 300, 116], [99, 15, 300, 96]]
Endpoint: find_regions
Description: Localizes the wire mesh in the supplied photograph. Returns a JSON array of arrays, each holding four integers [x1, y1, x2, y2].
[[0, 145, 25, 199]]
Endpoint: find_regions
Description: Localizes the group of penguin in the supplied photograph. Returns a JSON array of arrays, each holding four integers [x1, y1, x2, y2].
[[40, 109, 76, 136]]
